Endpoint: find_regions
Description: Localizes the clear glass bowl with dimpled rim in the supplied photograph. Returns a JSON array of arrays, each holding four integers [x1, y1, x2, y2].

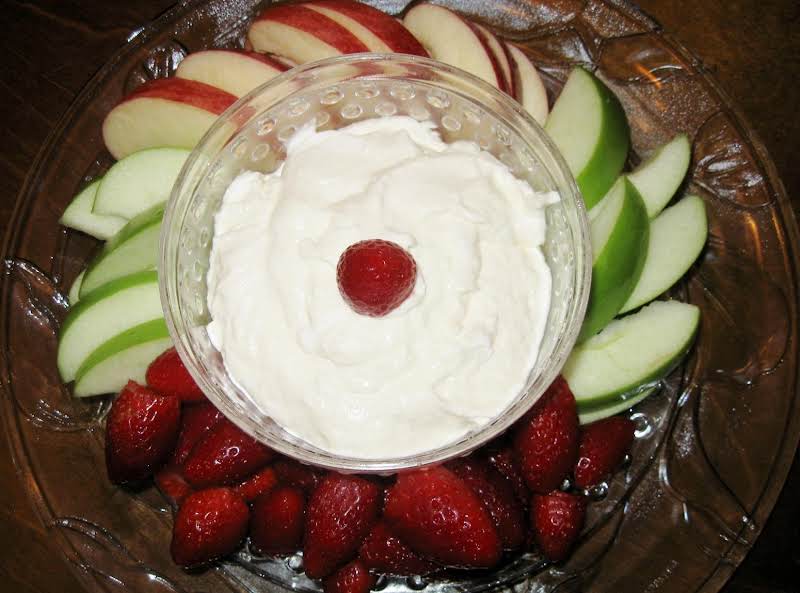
[[159, 52, 591, 473]]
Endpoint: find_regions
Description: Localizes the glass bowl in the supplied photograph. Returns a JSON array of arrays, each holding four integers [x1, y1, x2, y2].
[[160, 53, 591, 473]]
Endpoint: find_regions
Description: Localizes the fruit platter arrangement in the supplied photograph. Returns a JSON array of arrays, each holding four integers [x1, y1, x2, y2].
[[3, 1, 799, 593]]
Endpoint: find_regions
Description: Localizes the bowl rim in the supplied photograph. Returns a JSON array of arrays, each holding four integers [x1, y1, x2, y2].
[[159, 52, 592, 472]]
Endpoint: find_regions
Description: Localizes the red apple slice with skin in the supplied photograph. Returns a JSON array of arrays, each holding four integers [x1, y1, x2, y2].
[[505, 42, 549, 125], [302, 0, 428, 56], [175, 50, 289, 98], [102, 78, 237, 160], [248, 4, 369, 64], [471, 22, 514, 96], [403, 3, 507, 92]]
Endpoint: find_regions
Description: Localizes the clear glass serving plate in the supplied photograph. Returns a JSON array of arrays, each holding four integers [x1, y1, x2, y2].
[[1, 1, 798, 592]]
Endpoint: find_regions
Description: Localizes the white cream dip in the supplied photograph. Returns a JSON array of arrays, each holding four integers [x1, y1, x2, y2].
[[206, 116, 556, 458]]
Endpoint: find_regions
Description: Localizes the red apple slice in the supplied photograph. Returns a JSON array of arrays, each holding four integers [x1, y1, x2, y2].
[[505, 42, 549, 125], [102, 78, 237, 160], [471, 23, 514, 96], [403, 3, 506, 92], [303, 0, 428, 56], [248, 4, 370, 64], [175, 50, 289, 98]]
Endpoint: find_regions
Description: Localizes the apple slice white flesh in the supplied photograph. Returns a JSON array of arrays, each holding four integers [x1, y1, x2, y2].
[[73, 319, 171, 397], [579, 177, 649, 341], [102, 78, 237, 160], [248, 3, 370, 63], [59, 180, 127, 240], [564, 300, 700, 407], [403, 3, 507, 91], [578, 386, 655, 425], [93, 147, 190, 219], [505, 42, 548, 125], [628, 134, 692, 218], [620, 195, 708, 314], [57, 270, 162, 382], [68, 270, 85, 305], [175, 50, 289, 98], [471, 23, 514, 95], [79, 204, 164, 297], [303, 0, 428, 56], [545, 67, 630, 210]]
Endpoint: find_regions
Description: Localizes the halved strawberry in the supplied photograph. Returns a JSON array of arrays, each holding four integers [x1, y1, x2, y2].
[[513, 376, 579, 494], [447, 457, 526, 551], [250, 486, 306, 555], [183, 418, 274, 488], [323, 559, 376, 593], [155, 465, 193, 508], [530, 491, 586, 562], [146, 347, 206, 403], [574, 416, 635, 489], [105, 381, 181, 484], [358, 521, 438, 576], [274, 457, 325, 492], [235, 466, 279, 503], [304, 474, 381, 578], [383, 466, 501, 569], [485, 443, 530, 506], [171, 401, 224, 466]]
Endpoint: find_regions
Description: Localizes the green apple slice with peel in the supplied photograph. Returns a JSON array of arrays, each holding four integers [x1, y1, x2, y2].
[[564, 300, 700, 409], [79, 203, 164, 298], [579, 177, 649, 341], [68, 270, 85, 305], [545, 67, 630, 210], [93, 147, 190, 219], [57, 270, 162, 382], [59, 180, 127, 240], [629, 134, 691, 218], [620, 195, 707, 314], [578, 387, 655, 425], [73, 319, 171, 397]]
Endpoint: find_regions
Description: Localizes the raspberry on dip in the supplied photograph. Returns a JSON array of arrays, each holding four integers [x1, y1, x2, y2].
[[206, 116, 557, 459]]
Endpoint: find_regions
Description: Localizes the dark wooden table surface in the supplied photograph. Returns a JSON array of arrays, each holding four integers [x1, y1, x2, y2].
[[1, 1, 798, 592]]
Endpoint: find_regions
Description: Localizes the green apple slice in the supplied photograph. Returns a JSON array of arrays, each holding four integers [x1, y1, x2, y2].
[[93, 147, 190, 219], [79, 203, 164, 298], [545, 67, 630, 210], [57, 270, 162, 382], [564, 300, 700, 408], [628, 134, 691, 218], [59, 180, 127, 240], [579, 177, 649, 341], [68, 270, 85, 305], [73, 319, 171, 397], [578, 387, 655, 425], [620, 195, 708, 314]]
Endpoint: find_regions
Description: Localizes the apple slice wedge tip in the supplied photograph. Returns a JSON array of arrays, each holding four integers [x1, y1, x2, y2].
[[505, 42, 548, 125], [628, 134, 692, 218], [175, 49, 289, 98]]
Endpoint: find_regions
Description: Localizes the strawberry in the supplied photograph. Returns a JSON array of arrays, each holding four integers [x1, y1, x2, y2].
[[358, 521, 438, 576], [250, 486, 306, 555], [383, 466, 501, 569], [235, 466, 279, 503], [155, 465, 193, 508], [323, 560, 376, 593], [170, 487, 249, 567], [485, 444, 530, 506], [447, 457, 526, 551], [105, 381, 181, 484], [513, 376, 579, 494], [183, 418, 274, 488], [171, 401, 224, 466], [303, 474, 381, 578], [274, 457, 324, 492], [530, 491, 586, 562], [574, 416, 636, 489], [336, 239, 417, 317], [146, 347, 206, 403]]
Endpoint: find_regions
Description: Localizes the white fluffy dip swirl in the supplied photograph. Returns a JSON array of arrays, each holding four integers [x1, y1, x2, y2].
[[206, 116, 556, 458]]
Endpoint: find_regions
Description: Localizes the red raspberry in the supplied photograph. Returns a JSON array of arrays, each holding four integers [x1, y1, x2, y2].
[[336, 239, 417, 317]]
